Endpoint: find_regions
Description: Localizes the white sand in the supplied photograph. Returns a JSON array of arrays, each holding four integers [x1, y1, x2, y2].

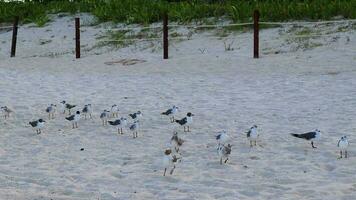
[[0, 15, 356, 199]]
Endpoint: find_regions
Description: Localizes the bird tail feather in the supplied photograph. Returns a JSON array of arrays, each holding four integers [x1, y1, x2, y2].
[[291, 133, 301, 138]]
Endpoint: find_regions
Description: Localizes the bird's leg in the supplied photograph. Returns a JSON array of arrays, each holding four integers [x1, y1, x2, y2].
[[311, 141, 317, 148], [72, 123, 75, 129], [102, 120, 104, 126], [133, 132, 135, 138], [118, 128, 120, 134], [121, 128, 123, 134], [36, 129, 38, 134], [345, 151, 348, 158], [188, 126, 190, 132], [220, 157, 223, 165], [170, 165, 176, 175], [250, 141, 253, 147], [85, 114, 87, 120], [163, 168, 167, 176], [224, 158, 229, 163], [135, 132, 138, 138], [90, 114, 92, 119], [339, 151, 343, 159], [48, 113, 50, 119], [76, 122, 78, 128], [254, 141, 257, 146], [183, 126, 186, 132]]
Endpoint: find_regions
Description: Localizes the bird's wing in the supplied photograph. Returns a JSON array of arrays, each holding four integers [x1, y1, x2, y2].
[[300, 132, 316, 140]]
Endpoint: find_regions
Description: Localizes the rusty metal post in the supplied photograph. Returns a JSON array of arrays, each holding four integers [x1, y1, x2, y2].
[[253, 10, 260, 58], [10, 16, 19, 57], [163, 12, 168, 59], [75, 17, 80, 59]]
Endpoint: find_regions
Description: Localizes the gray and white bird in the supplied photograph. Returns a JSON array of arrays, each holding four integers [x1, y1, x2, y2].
[[129, 111, 142, 120], [170, 132, 185, 153], [100, 110, 110, 126], [175, 112, 194, 132], [66, 111, 81, 129], [108, 117, 127, 134], [161, 105, 179, 122], [129, 120, 139, 138], [82, 104, 92, 119], [162, 148, 181, 176], [45, 104, 56, 119], [1, 106, 13, 119], [337, 136, 349, 158], [111, 104, 119, 118], [217, 144, 232, 165], [216, 130, 230, 145], [291, 129, 321, 148], [29, 119, 45, 134], [246, 125, 258, 147], [60, 101, 76, 115]]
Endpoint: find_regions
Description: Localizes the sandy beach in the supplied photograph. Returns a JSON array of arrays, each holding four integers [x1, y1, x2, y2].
[[0, 14, 356, 199]]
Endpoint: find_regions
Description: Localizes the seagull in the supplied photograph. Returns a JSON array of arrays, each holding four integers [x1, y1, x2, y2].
[[60, 101, 76, 115], [170, 132, 184, 153], [66, 111, 81, 129], [111, 104, 119, 118], [129, 120, 139, 138], [163, 148, 181, 176], [108, 117, 127, 134], [175, 112, 194, 132], [45, 104, 56, 119], [161, 105, 179, 122], [337, 136, 349, 158], [1, 106, 13, 119], [217, 144, 232, 165], [129, 111, 142, 120], [29, 119, 45, 134], [291, 129, 321, 148], [246, 125, 258, 147], [216, 130, 230, 145], [100, 110, 110, 126], [82, 104, 92, 119]]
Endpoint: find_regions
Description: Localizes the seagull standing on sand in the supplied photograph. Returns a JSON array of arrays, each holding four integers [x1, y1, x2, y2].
[[246, 125, 258, 147], [1, 106, 13, 119], [129, 120, 139, 138], [217, 144, 232, 165], [45, 104, 56, 119], [111, 104, 119, 118], [82, 104, 92, 119], [60, 101, 76, 115], [161, 106, 179, 122], [170, 132, 184, 153], [66, 111, 81, 129], [29, 119, 45, 134], [108, 117, 127, 134], [163, 148, 181, 176], [100, 110, 110, 126], [175, 112, 194, 132], [129, 111, 142, 120], [216, 130, 230, 145], [291, 129, 321, 148], [337, 136, 349, 158]]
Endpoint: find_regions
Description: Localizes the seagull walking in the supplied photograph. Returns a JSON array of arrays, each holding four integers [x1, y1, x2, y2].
[[337, 136, 349, 158], [1, 106, 13, 119], [66, 111, 81, 129], [111, 104, 119, 118], [175, 112, 194, 132], [216, 130, 230, 145], [163, 148, 181, 176], [100, 110, 110, 126], [170, 132, 184, 153], [291, 129, 321, 148], [129, 120, 139, 138], [108, 117, 127, 134], [129, 111, 142, 120], [82, 104, 92, 119], [246, 125, 258, 147], [161, 106, 179, 123], [29, 119, 45, 134], [217, 144, 232, 165], [45, 104, 56, 119]]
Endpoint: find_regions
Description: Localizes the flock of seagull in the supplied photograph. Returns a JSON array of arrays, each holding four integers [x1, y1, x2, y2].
[[0, 102, 351, 176]]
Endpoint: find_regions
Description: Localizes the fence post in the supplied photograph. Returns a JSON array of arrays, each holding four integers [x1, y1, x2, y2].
[[253, 10, 259, 58], [75, 17, 80, 59], [10, 16, 19, 57], [163, 12, 168, 59]]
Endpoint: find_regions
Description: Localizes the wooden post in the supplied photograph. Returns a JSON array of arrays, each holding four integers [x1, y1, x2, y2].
[[253, 10, 259, 58], [10, 16, 19, 57], [75, 17, 80, 59], [163, 12, 168, 59]]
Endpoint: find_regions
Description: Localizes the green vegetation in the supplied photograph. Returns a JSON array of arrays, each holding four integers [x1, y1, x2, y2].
[[0, 0, 355, 26]]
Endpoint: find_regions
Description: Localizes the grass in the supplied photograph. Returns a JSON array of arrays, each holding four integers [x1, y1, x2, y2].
[[0, 0, 355, 26]]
